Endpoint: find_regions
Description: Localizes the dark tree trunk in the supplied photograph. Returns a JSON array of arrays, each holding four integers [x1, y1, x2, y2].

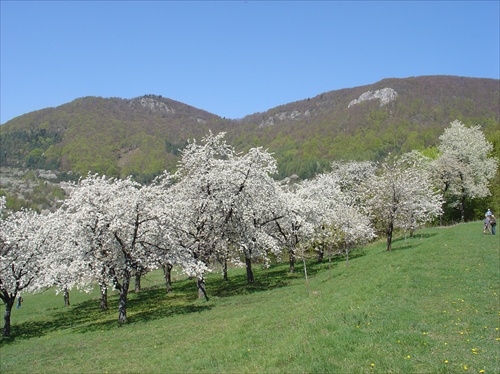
[[134, 272, 141, 293], [302, 256, 309, 289], [458, 173, 466, 222], [245, 257, 254, 284], [118, 270, 131, 324], [328, 248, 332, 270], [317, 247, 324, 263], [99, 283, 108, 311], [163, 263, 173, 293], [197, 277, 209, 301], [63, 286, 70, 307], [387, 221, 394, 252], [3, 296, 15, 337], [460, 192, 466, 223], [289, 249, 295, 273], [222, 257, 228, 281]]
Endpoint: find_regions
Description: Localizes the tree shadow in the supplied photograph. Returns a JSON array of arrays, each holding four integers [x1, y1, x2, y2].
[[390, 232, 437, 252], [206, 265, 294, 299], [125, 286, 212, 325], [206, 251, 367, 299], [1, 250, 368, 345], [0, 282, 212, 345]]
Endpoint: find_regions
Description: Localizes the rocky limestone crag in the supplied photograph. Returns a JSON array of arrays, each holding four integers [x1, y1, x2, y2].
[[129, 97, 176, 114], [259, 109, 312, 128], [348, 87, 398, 108]]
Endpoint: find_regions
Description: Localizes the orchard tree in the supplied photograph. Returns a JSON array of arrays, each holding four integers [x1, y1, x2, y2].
[[435, 120, 498, 221], [173, 132, 283, 290], [324, 204, 375, 266], [218, 147, 284, 283], [140, 172, 202, 294], [172, 132, 236, 297], [0, 200, 48, 336], [275, 180, 317, 273], [99, 176, 173, 323], [329, 160, 376, 198], [61, 174, 171, 323], [299, 173, 374, 265], [60, 174, 121, 311], [395, 151, 444, 237], [361, 153, 443, 251], [34, 209, 93, 307], [291, 174, 345, 264]]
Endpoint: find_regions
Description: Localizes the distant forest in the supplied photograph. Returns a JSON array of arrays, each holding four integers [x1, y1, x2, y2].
[[0, 76, 498, 213]]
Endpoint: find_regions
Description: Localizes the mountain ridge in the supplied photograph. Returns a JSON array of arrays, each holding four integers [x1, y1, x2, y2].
[[1, 75, 499, 182]]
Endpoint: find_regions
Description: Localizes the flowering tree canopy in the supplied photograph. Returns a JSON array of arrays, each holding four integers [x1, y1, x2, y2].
[[361, 153, 443, 251], [0, 201, 48, 336], [173, 132, 284, 290], [434, 120, 498, 221]]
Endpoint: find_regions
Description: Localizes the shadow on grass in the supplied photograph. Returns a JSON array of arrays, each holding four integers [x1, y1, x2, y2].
[[0, 281, 211, 346], [208, 251, 367, 298], [390, 232, 438, 252], [1, 251, 367, 346], [208, 265, 295, 299]]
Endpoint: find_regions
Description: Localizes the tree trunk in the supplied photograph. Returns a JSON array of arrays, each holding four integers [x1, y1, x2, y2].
[[222, 257, 228, 281], [317, 247, 324, 263], [99, 283, 108, 311], [458, 173, 466, 222], [245, 257, 255, 284], [289, 248, 295, 273], [63, 286, 70, 307], [386, 221, 394, 251], [3, 296, 15, 337], [328, 247, 332, 270], [163, 263, 173, 293], [460, 190, 466, 223], [118, 270, 130, 324], [134, 272, 141, 293], [302, 256, 310, 291], [197, 277, 209, 301]]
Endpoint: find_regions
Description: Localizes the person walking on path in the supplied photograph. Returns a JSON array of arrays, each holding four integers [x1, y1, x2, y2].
[[483, 215, 491, 234], [490, 215, 496, 235]]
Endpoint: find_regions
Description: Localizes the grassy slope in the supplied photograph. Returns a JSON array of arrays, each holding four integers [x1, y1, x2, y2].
[[1, 222, 499, 373]]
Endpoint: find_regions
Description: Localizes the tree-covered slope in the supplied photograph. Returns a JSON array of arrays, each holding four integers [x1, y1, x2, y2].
[[230, 76, 499, 179], [0, 95, 232, 181], [1, 76, 498, 181]]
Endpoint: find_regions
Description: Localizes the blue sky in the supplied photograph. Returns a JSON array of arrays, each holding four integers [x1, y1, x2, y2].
[[1, 1, 499, 124]]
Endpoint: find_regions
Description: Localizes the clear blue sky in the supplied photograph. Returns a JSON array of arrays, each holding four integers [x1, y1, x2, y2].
[[1, 1, 499, 124]]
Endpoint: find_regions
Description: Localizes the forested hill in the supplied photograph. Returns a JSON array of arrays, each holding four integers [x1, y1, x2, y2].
[[0, 95, 233, 182], [229, 76, 499, 178], [1, 75, 499, 181]]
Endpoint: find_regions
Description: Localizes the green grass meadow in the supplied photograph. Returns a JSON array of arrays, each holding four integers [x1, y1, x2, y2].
[[1, 222, 499, 373]]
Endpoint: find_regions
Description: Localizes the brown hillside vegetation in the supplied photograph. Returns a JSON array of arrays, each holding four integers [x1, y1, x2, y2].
[[1, 75, 498, 182]]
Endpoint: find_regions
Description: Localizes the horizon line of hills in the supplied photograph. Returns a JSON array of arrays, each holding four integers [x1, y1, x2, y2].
[[1, 75, 499, 183], [2, 74, 499, 124]]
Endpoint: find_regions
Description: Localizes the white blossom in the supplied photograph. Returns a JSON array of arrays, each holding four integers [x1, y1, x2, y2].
[[434, 120, 498, 221]]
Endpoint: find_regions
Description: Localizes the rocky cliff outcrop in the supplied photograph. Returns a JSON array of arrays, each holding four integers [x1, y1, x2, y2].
[[259, 109, 312, 128], [348, 88, 398, 108]]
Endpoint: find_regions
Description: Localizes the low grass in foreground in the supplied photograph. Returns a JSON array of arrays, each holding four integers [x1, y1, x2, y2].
[[1, 222, 499, 373]]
